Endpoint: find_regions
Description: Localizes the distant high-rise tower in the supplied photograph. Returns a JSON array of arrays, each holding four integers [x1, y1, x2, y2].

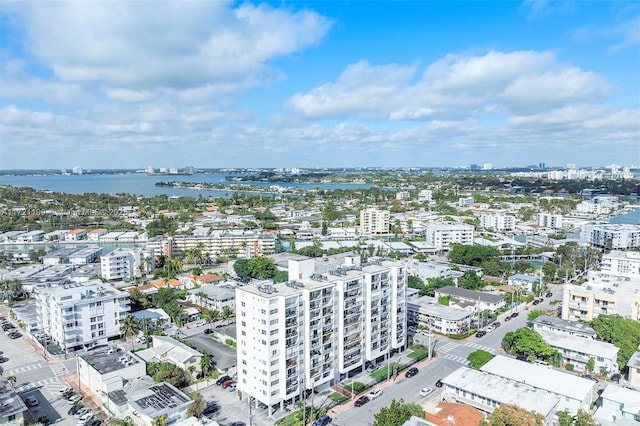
[[482, 163, 493, 170], [146, 165, 155, 174], [538, 163, 546, 169], [72, 166, 83, 175], [184, 166, 194, 175]]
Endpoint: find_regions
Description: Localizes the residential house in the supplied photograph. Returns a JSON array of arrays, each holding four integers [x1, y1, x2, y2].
[[137, 336, 203, 378]]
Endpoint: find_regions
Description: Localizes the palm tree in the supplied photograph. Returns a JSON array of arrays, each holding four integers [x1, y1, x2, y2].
[[221, 306, 235, 325], [151, 415, 167, 426], [120, 315, 140, 350], [196, 291, 207, 308], [200, 354, 212, 378], [202, 308, 221, 330]]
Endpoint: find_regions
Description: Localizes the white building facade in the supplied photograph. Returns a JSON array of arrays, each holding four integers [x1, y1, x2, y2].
[[359, 208, 390, 236], [479, 214, 515, 232], [424, 223, 474, 251], [35, 282, 130, 351], [582, 224, 640, 250], [236, 256, 406, 410]]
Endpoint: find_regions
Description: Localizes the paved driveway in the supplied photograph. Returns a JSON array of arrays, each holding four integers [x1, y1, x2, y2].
[[184, 333, 238, 372]]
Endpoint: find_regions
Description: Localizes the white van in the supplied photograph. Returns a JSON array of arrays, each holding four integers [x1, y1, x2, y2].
[[533, 360, 551, 368]]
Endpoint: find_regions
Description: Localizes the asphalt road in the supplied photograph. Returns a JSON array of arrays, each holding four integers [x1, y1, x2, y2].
[[332, 284, 565, 425]]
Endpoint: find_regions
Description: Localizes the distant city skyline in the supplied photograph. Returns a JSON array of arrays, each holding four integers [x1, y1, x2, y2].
[[0, 1, 638, 169]]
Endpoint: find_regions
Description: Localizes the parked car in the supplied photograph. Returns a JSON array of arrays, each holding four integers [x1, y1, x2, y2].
[[314, 415, 332, 426], [435, 379, 443, 388], [229, 423, 246, 426], [67, 395, 82, 404], [221, 380, 236, 389], [581, 374, 599, 382], [59, 387, 73, 396], [354, 396, 369, 407], [68, 404, 83, 415], [504, 315, 512, 321], [0, 356, 9, 363], [204, 329, 213, 334], [405, 367, 419, 378], [228, 383, 237, 391], [367, 388, 383, 400], [24, 395, 39, 407], [216, 375, 232, 385], [532, 299, 541, 305], [74, 408, 91, 418], [419, 387, 433, 397], [475, 330, 486, 338], [510, 312, 519, 318], [516, 355, 530, 362], [202, 402, 219, 416], [9, 332, 21, 339], [545, 292, 553, 298], [37, 416, 50, 425], [611, 373, 622, 383]]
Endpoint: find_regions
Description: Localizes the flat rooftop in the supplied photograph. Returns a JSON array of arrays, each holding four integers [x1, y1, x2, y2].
[[537, 329, 618, 360], [0, 378, 27, 419], [480, 355, 596, 401], [443, 367, 560, 417], [436, 286, 504, 304], [80, 346, 142, 374], [532, 315, 597, 338], [408, 296, 472, 321], [129, 382, 191, 417]]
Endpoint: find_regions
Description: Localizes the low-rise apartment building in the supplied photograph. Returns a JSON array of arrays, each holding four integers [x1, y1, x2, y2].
[[35, 281, 130, 352], [407, 296, 473, 335], [561, 274, 640, 322], [137, 336, 203, 378], [581, 224, 640, 250], [424, 224, 474, 251], [441, 367, 559, 425], [100, 248, 155, 281], [537, 329, 619, 373], [530, 315, 597, 339], [236, 255, 406, 411], [153, 231, 276, 259], [78, 346, 146, 410], [537, 213, 563, 230], [479, 214, 515, 232], [0, 378, 27, 426], [434, 286, 505, 312], [480, 355, 596, 414], [627, 352, 640, 389], [601, 250, 640, 278]]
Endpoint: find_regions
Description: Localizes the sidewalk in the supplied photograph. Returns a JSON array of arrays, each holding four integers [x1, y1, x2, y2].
[[327, 354, 440, 417]]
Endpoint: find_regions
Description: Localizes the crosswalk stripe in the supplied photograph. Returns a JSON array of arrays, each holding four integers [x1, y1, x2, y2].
[[50, 363, 69, 376], [17, 377, 59, 392], [442, 353, 470, 365], [464, 342, 496, 353], [6, 363, 44, 375]]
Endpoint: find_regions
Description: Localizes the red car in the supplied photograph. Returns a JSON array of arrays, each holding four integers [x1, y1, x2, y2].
[[221, 380, 236, 389], [354, 396, 369, 407]]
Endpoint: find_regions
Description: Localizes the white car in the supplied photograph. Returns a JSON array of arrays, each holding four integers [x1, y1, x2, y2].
[[367, 388, 383, 400], [419, 387, 433, 397]]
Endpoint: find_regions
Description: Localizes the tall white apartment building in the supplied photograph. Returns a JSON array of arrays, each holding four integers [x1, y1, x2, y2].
[[236, 255, 406, 410], [537, 213, 564, 230], [424, 223, 474, 251], [359, 208, 390, 236], [480, 214, 515, 231], [581, 224, 640, 250], [35, 281, 130, 352], [100, 248, 155, 281]]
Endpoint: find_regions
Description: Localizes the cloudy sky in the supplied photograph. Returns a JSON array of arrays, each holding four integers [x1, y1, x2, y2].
[[0, 0, 638, 169]]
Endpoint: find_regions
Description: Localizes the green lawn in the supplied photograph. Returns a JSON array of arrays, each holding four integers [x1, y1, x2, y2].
[[329, 392, 349, 404], [370, 365, 392, 381], [407, 346, 429, 360]]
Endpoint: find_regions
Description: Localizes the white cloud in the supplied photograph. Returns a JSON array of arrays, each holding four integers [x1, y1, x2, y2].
[[286, 50, 613, 120], [11, 1, 331, 91], [286, 61, 417, 119]]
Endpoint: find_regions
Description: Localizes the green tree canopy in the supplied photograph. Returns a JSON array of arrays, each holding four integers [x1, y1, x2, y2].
[[501, 327, 557, 361], [147, 362, 188, 388], [458, 270, 484, 290], [450, 244, 500, 266], [233, 258, 251, 280], [248, 256, 277, 279], [480, 404, 544, 426], [467, 349, 494, 369], [372, 399, 424, 426], [592, 314, 640, 369]]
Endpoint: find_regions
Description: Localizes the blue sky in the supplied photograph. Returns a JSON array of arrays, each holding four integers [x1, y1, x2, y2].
[[0, 0, 638, 170]]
